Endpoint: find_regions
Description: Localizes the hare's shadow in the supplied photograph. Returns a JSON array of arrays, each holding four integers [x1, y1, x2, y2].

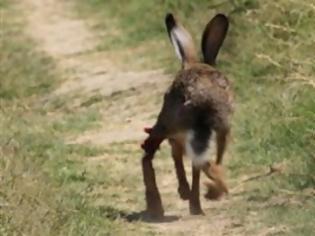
[[125, 210, 179, 223], [98, 206, 179, 223]]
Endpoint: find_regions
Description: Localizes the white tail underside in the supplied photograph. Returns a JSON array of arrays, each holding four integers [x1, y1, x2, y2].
[[185, 130, 211, 167]]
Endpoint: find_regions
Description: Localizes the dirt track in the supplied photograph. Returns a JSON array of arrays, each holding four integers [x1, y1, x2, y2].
[[23, 0, 169, 145]]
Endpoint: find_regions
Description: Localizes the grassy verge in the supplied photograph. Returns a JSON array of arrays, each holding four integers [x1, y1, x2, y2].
[[74, 0, 315, 234], [0, 1, 155, 235]]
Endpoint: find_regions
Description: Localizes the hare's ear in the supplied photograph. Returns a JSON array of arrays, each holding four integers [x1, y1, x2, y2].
[[201, 14, 229, 66], [165, 13, 197, 66]]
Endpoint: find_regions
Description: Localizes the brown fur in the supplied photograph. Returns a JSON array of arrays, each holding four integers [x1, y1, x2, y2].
[[203, 161, 229, 200], [141, 13, 233, 218]]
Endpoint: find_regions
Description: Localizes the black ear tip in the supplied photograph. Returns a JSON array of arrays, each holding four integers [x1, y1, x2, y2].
[[165, 13, 176, 28], [165, 13, 174, 21], [216, 13, 228, 18], [214, 13, 229, 23]]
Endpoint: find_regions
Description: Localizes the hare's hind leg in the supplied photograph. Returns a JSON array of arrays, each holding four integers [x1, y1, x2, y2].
[[141, 131, 165, 218], [201, 161, 229, 200], [190, 165, 204, 215], [169, 139, 190, 200], [215, 123, 230, 165], [185, 129, 211, 215]]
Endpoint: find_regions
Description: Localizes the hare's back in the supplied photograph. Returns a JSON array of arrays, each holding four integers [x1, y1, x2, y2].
[[174, 64, 232, 111]]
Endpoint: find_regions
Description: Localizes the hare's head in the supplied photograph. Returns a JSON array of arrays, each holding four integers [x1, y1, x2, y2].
[[165, 13, 229, 68]]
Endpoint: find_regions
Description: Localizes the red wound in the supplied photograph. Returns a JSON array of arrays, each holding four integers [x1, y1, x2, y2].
[[144, 127, 153, 134]]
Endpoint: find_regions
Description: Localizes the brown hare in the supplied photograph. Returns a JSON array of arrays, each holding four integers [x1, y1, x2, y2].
[[141, 13, 233, 218]]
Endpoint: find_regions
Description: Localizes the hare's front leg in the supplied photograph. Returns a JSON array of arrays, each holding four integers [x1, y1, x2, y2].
[[169, 139, 190, 200], [141, 134, 165, 218]]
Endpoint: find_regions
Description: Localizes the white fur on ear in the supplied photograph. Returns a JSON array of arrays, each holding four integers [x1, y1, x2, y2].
[[170, 26, 195, 63], [169, 27, 187, 62], [170, 30, 182, 61], [165, 14, 197, 65]]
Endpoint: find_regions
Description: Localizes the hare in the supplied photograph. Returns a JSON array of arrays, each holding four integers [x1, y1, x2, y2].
[[141, 13, 233, 218]]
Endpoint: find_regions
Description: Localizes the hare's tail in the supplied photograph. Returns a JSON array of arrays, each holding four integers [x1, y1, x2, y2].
[[185, 118, 213, 166]]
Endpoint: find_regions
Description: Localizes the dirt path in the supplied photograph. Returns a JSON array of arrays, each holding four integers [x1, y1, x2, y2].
[[23, 0, 169, 144], [22, 0, 248, 235]]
